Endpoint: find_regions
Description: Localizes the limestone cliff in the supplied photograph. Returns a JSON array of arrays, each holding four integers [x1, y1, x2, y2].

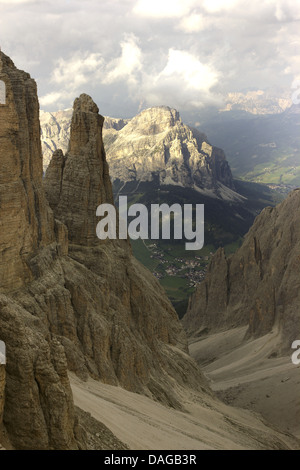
[[0, 365, 4, 427], [43, 94, 204, 400], [40, 109, 72, 172], [183, 189, 300, 353], [41, 105, 236, 198], [0, 53, 54, 292], [1, 52, 298, 451], [41, 109, 128, 172], [0, 52, 207, 449], [104, 106, 236, 194], [44, 94, 114, 246], [0, 51, 78, 450]]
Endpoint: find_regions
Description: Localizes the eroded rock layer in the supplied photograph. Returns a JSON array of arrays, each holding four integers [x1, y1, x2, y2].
[[183, 189, 300, 353], [0, 52, 207, 449]]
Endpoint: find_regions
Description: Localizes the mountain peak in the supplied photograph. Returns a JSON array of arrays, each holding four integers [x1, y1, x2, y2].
[[73, 93, 99, 114], [128, 105, 181, 135], [104, 105, 235, 194], [44, 94, 113, 246]]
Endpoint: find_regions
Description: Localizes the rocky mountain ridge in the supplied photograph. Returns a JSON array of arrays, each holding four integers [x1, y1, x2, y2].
[[183, 188, 300, 354], [105, 106, 235, 194], [221, 90, 293, 115], [1, 51, 298, 450], [41, 106, 236, 199], [40, 109, 129, 172], [0, 51, 207, 449]]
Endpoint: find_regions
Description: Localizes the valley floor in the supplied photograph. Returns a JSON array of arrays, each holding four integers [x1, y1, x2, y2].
[[189, 327, 300, 440], [70, 369, 299, 450]]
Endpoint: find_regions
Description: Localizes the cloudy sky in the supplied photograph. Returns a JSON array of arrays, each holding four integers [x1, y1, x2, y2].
[[0, 0, 299, 117]]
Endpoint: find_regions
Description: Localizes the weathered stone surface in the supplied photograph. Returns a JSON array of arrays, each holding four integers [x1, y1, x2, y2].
[[103, 116, 129, 131], [0, 51, 79, 449], [104, 106, 235, 193], [183, 189, 300, 353], [40, 105, 236, 197], [0, 365, 5, 426], [0, 54, 208, 448], [43, 94, 207, 404], [44, 94, 114, 246], [0, 292, 78, 449], [40, 109, 72, 173], [74, 407, 129, 450], [0, 52, 55, 292], [1, 51, 297, 451], [40, 110, 129, 171]]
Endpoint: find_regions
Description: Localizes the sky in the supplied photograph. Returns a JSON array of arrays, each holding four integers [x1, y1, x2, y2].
[[0, 0, 300, 118]]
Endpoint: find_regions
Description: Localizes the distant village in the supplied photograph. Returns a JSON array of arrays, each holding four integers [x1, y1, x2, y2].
[[147, 243, 210, 287]]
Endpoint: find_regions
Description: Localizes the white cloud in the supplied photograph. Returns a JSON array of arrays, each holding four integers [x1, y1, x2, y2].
[[202, 0, 240, 14], [158, 49, 218, 92], [178, 13, 211, 33], [103, 34, 142, 85], [52, 52, 104, 89], [39, 51, 104, 110], [2, 0, 297, 115], [133, 0, 193, 18], [39, 91, 63, 107], [0, 0, 39, 3], [274, 0, 300, 21], [138, 49, 221, 110]]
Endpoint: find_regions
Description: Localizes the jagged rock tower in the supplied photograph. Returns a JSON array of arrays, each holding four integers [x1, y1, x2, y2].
[[0, 51, 207, 449], [0, 52, 55, 291], [44, 94, 114, 245], [0, 50, 77, 450]]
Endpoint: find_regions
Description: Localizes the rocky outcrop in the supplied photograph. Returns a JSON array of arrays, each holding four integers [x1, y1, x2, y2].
[[183, 189, 300, 353], [40, 109, 72, 172], [44, 94, 114, 246], [222, 90, 292, 115], [0, 365, 4, 427], [103, 116, 129, 131], [41, 110, 129, 172], [43, 94, 205, 401], [2, 52, 298, 451], [0, 53, 54, 292], [104, 106, 235, 194], [0, 52, 207, 449], [0, 51, 78, 449], [41, 105, 236, 198]]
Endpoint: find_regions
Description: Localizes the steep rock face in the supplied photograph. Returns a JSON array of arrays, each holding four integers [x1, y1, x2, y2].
[[44, 94, 114, 246], [43, 94, 205, 403], [103, 116, 129, 131], [2, 53, 297, 451], [40, 109, 129, 172], [0, 52, 54, 291], [104, 106, 235, 193], [0, 51, 78, 449], [183, 189, 300, 353], [0, 52, 208, 448], [0, 365, 4, 427], [222, 90, 292, 115], [40, 109, 72, 172], [40, 105, 236, 197]]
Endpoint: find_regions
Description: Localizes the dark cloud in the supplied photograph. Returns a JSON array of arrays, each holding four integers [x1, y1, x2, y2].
[[0, 0, 299, 116]]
